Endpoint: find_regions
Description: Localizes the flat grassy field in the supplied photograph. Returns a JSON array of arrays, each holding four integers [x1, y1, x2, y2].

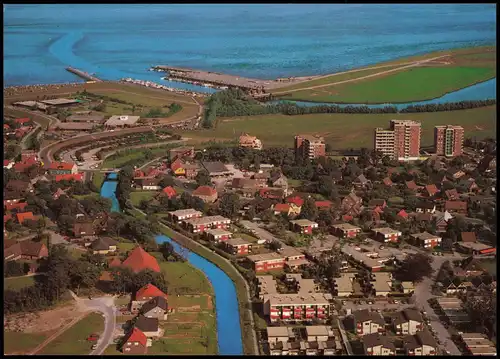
[[160, 261, 214, 295], [4, 275, 36, 291], [274, 46, 496, 103], [4, 331, 49, 354], [283, 66, 495, 103], [40, 312, 104, 355], [185, 105, 496, 149], [130, 191, 157, 206]]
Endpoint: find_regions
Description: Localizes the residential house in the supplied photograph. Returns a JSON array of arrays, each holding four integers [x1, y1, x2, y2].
[[54, 173, 84, 182], [458, 179, 480, 194], [423, 184, 439, 197], [445, 189, 460, 201], [447, 168, 466, 179], [16, 211, 35, 224], [331, 223, 361, 239], [290, 219, 318, 235], [334, 273, 355, 297], [239, 133, 262, 150], [433, 211, 453, 233], [396, 209, 409, 222], [131, 283, 168, 313], [400, 281, 415, 294], [354, 174, 371, 189], [273, 203, 301, 217], [192, 186, 218, 203], [368, 199, 387, 209], [371, 272, 393, 297], [267, 326, 294, 345], [135, 177, 161, 191], [341, 192, 363, 217], [259, 188, 285, 200], [183, 215, 230, 233], [262, 292, 332, 322], [122, 247, 161, 273], [411, 232, 442, 249], [286, 195, 305, 207], [352, 309, 385, 336], [159, 186, 177, 199], [382, 177, 393, 187], [52, 187, 68, 200], [231, 178, 260, 197], [405, 180, 422, 192], [453, 256, 485, 278], [6, 179, 32, 195], [270, 172, 289, 191], [205, 228, 232, 242], [48, 161, 77, 175], [120, 327, 148, 354], [457, 233, 496, 256], [201, 161, 233, 178], [4, 201, 28, 212], [392, 309, 424, 335], [141, 296, 169, 320], [315, 200, 333, 211], [415, 201, 436, 214], [444, 200, 467, 215], [363, 334, 396, 355], [169, 146, 195, 161], [403, 330, 438, 356], [252, 171, 270, 186], [170, 158, 186, 176], [167, 208, 203, 223], [223, 237, 252, 255], [247, 253, 285, 273], [372, 227, 402, 243], [281, 246, 309, 271], [134, 315, 162, 338], [4, 240, 49, 261], [90, 237, 118, 255], [73, 221, 96, 238]]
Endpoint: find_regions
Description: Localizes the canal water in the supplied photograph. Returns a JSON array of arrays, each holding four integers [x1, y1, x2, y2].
[[99, 174, 244, 355]]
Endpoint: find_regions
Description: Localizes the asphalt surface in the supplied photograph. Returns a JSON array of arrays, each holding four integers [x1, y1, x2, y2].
[[240, 220, 281, 244]]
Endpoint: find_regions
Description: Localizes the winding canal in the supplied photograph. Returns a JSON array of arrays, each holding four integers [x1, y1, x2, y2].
[[99, 173, 244, 355]]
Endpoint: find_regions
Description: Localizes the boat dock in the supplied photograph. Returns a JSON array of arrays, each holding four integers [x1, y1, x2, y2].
[[151, 65, 317, 95], [66, 67, 102, 82]]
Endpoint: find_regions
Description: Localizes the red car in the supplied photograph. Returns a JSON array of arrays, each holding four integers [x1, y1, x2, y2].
[[87, 334, 100, 342]]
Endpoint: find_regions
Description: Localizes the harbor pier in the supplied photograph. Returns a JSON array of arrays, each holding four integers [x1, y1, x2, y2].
[[66, 67, 103, 82]]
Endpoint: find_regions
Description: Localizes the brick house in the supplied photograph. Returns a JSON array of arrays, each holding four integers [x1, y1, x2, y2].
[[403, 330, 438, 356], [120, 327, 148, 354], [444, 201, 468, 215], [372, 227, 402, 243], [16, 211, 35, 224], [205, 228, 232, 242], [259, 188, 285, 200], [4, 201, 28, 212], [183, 215, 231, 234], [134, 315, 162, 338], [55, 173, 84, 182], [90, 237, 118, 255], [363, 334, 396, 355], [290, 219, 318, 235], [131, 283, 168, 313], [415, 201, 436, 214], [262, 293, 332, 322], [192, 186, 218, 203], [410, 232, 442, 249], [223, 237, 252, 255], [141, 296, 169, 320], [444, 189, 460, 201], [331, 223, 362, 238], [167, 208, 203, 223], [247, 253, 285, 273], [392, 309, 424, 335], [48, 161, 77, 175], [4, 240, 49, 261], [423, 184, 439, 197], [159, 186, 177, 199], [73, 221, 96, 238], [134, 177, 162, 191], [341, 193, 363, 217], [122, 247, 161, 273], [352, 309, 385, 335]]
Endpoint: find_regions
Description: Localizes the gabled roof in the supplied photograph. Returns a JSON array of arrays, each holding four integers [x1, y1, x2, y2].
[[416, 201, 434, 209], [352, 309, 385, 326], [355, 174, 369, 184], [134, 315, 159, 332], [122, 247, 161, 273], [122, 327, 148, 347], [55, 173, 84, 182], [445, 201, 467, 211], [49, 161, 75, 170], [161, 186, 177, 198], [108, 257, 122, 267], [286, 196, 304, 207], [170, 158, 184, 172], [406, 181, 419, 190], [91, 237, 118, 251], [141, 296, 168, 313], [382, 177, 393, 186], [17, 212, 35, 223], [368, 199, 386, 207], [274, 203, 291, 212], [5, 201, 28, 211], [397, 209, 409, 219], [193, 186, 217, 197], [136, 283, 168, 300], [445, 189, 459, 200], [425, 184, 439, 196]]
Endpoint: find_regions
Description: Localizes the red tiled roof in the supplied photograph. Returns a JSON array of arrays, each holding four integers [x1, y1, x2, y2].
[[315, 201, 332, 209], [147, 168, 161, 177], [17, 212, 35, 223], [3, 160, 13, 167], [122, 247, 161, 273], [4, 124, 10, 130], [193, 186, 217, 197], [373, 206, 384, 214], [274, 203, 290, 212], [170, 158, 184, 172], [342, 215, 353, 221], [425, 184, 439, 196], [286, 196, 304, 207], [5, 202, 28, 212], [4, 214, 12, 223], [383, 177, 393, 186], [15, 118, 30, 124], [136, 283, 168, 301], [134, 169, 145, 178], [54, 173, 84, 182], [123, 327, 148, 347], [445, 189, 459, 200], [445, 201, 467, 211], [397, 209, 409, 219], [162, 186, 177, 198], [108, 257, 122, 268], [406, 181, 419, 190], [49, 161, 75, 170]]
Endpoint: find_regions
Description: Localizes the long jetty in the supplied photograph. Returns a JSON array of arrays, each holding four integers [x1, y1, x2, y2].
[[66, 67, 102, 82]]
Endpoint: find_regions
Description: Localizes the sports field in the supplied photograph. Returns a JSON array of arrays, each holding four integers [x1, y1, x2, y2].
[[183, 105, 496, 149], [273, 46, 496, 103]]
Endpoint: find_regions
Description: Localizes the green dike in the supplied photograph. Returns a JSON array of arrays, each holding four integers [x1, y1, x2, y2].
[[128, 208, 257, 355]]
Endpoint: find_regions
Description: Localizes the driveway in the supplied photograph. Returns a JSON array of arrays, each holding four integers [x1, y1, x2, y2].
[[79, 295, 117, 355]]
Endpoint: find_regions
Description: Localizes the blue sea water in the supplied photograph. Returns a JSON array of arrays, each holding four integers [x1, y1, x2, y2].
[[4, 4, 496, 89]]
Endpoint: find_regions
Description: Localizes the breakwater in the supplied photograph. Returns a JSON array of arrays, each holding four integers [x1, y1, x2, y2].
[[66, 67, 102, 82]]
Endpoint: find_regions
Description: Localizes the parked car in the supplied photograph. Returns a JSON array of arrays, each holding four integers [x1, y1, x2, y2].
[[87, 334, 99, 342], [91, 344, 98, 350]]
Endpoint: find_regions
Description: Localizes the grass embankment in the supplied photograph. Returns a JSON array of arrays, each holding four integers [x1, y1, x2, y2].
[[182, 105, 496, 149], [39, 312, 104, 355], [4, 275, 36, 291], [130, 209, 256, 355], [129, 191, 157, 206], [4, 332, 48, 354], [274, 46, 496, 103]]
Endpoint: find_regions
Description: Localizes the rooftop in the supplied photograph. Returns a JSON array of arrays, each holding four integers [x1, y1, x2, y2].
[[40, 98, 80, 106], [185, 215, 230, 226], [201, 161, 231, 174], [372, 227, 402, 235], [290, 219, 318, 227], [247, 252, 284, 263], [105, 115, 141, 127], [263, 293, 332, 306]]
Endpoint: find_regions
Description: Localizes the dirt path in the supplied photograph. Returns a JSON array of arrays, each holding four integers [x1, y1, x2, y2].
[[206, 295, 213, 310], [272, 54, 450, 95], [29, 311, 90, 355]]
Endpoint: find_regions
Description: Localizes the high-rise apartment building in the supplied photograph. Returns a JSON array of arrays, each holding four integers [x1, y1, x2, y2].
[[434, 125, 464, 157], [374, 120, 421, 161], [294, 135, 326, 160]]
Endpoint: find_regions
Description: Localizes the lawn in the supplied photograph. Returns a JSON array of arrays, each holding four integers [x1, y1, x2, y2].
[[159, 261, 214, 295], [283, 66, 495, 103], [40, 312, 105, 355], [130, 191, 157, 206], [187, 105, 496, 149], [4, 331, 49, 354], [117, 241, 137, 253], [4, 275, 36, 291]]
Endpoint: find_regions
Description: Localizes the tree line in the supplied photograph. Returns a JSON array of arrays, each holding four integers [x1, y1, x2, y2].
[[201, 88, 496, 128]]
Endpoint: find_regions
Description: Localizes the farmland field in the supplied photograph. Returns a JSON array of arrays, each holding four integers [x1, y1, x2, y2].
[[181, 105, 496, 149], [273, 46, 496, 103], [4, 331, 49, 354]]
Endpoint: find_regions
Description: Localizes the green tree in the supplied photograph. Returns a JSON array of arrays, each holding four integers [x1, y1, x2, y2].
[[299, 197, 318, 221], [218, 193, 241, 219], [195, 170, 211, 186], [395, 253, 433, 283]]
